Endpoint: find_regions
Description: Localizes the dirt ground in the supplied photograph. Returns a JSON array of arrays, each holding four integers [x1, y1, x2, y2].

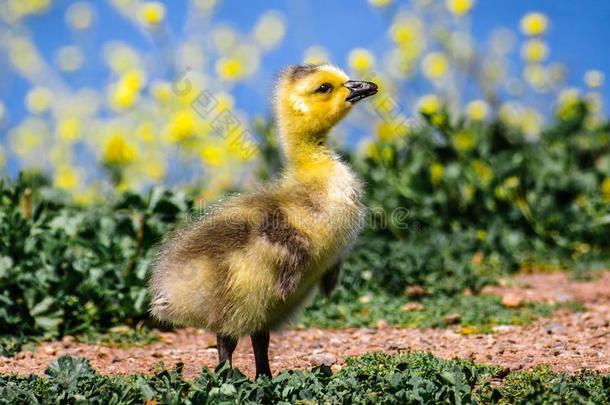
[[1, 272, 608, 379]]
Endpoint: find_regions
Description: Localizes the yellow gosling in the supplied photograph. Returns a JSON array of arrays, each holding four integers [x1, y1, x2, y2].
[[149, 64, 377, 378]]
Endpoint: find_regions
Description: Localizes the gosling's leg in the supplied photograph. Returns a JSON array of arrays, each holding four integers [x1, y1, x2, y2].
[[251, 331, 272, 378], [217, 334, 238, 368]]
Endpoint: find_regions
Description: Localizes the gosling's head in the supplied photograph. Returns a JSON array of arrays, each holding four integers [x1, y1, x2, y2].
[[274, 64, 378, 140]]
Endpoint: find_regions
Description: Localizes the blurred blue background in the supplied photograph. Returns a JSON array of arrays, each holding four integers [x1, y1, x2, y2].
[[2, 0, 608, 127], [0, 0, 609, 184]]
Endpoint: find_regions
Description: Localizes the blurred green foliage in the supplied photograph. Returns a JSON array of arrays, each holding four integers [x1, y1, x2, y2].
[[0, 104, 608, 352], [360, 100, 609, 274], [0, 176, 191, 349]]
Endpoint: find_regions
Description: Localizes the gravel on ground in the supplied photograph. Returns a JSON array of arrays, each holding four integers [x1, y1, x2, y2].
[[1, 272, 608, 379]]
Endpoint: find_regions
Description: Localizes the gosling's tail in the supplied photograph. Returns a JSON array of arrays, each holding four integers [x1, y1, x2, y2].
[[148, 267, 174, 323], [148, 235, 179, 323]]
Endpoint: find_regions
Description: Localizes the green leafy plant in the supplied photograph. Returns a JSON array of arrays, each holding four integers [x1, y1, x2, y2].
[[1, 353, 608, 404], [0, 177, 191, 343]]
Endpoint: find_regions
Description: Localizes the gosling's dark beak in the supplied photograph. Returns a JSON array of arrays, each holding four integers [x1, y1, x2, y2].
[[344, 80, 378, 103]]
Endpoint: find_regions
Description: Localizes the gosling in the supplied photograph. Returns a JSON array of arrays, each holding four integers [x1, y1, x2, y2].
[[149, 64, 377, 378]]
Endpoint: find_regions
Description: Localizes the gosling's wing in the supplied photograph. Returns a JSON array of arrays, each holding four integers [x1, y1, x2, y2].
[[151, 191, 312, 301], [257, 197, 311, 300]]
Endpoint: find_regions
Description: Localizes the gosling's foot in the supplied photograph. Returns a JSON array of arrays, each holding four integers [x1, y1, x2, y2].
[[216, 334, 238, 377], [251, 331, 272, 379]]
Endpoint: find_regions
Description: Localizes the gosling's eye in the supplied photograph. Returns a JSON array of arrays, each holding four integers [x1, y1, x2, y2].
[[315, 83, 333, 94]]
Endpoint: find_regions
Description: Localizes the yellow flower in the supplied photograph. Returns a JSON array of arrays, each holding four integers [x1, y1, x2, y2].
[[0, 147, 5, 170], [575, 243, 591, 255], [471, 160, 493, 186], [235, 44, 260, 77], [25, 87, 52, 114], [192, 0, 217, 13], [213, 26, 238, 53], [57, 117, 82, 141], [348, 48, 375, 72], [135, 122, 155, 142], [56, 45, 84, 72], [521, 39, 548, 63], [110, 85, 137, 109], [418, 94, 441, 115], [142, 159, 166, 180], [167, 110, 198, 142], [8, 37, 43, 77], [225, 130, 257, 162], [54, 165, 79, 190], [7, 0, 51, 18], [358, 294, 372, 304], [586, 93, 603, 115], [138, 2, 165, 27], [109, 71, 145, 110], [504, 176, 520, 189], [446, 0, 475, 17], [495, 185, 507, 200], [253, 11, 286, 50], [463, 184, 475, 202], [520, 110, 543, 139], [213, 92, 235, 115], [104, 43, 140, 74], [584, 70, 604, 89], [216, 57, 245, 81], [303, 46, 330, 65], [10, 122, 44, 155], [365, 142, 380, 160], [556, 88, 581, 120], [466, 100, 489, 121], [452, 131, 475, 152], [200, 144, 224, 166], [431, 114, 447, 127], [520, 12, 548, 36], [368, 0, 393, 7], [601, 177, 610, 202], [74, 186, 98, 205], [459, 326, 477, 335], [65, 2, 94, 30], [430, 163, 444, 186], [391, 17, 423, 50], [103, 132, 137, 165], [364, 142, 393, 163], [122, 69, 146, 91], [376, 120, 408, 141], [421, 52, 449, 80], [49, 144, 72, 167], [575, 195, 589, 209], [150, 80, 172, 103], [523, 64, 546, 89], [110, 69, 146, 110], [476, 230, 487, 241]]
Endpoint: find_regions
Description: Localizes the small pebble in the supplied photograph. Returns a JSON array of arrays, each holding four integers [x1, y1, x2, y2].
[[401, 302, 424, 312], [501, 293, 523, 308], [310, 353, 337, 367], [331, 364, 343, 373], [405, 285, 426, 298], [443, 313, 461, 325], [61, 335, 75, 346]]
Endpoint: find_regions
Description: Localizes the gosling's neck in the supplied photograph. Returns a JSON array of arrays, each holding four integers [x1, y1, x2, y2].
[[279, 127, 338, 183]]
